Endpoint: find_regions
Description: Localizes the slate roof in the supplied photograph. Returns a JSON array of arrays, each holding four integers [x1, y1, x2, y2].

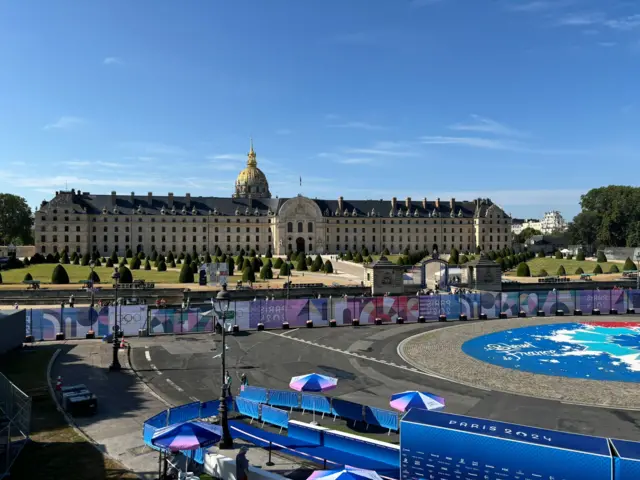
[[37, 190, 505, 219]]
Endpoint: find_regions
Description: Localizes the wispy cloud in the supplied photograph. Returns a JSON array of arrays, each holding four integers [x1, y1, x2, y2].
[[604, 14, 640, 31], [421, 136, 519, 151], [329, 121, 386, 130], [557, 12, 640, 31], [43, 116, 84, 130], [337, 158, 375, 165], [207, 154, 247, 162], [276, 128, 292, 135], [449, 114, 529, 137], [64, 160, 126, 168], [598, 41, 617, 47], [507, 0, 575, 13], [343, 147, 419, 157], [103, 56, 124, 66]]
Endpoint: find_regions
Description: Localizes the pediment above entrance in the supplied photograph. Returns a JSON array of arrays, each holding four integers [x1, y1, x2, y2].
[[277, 195, 323, 220]]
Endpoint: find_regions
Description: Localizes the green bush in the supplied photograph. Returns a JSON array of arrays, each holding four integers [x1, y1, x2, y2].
[[88, 270, 100, 283], [344, 251, 353, 261], [23, 257, 30, 266], [249, 249, 256, 257], [205, 253, 212, 263], [150, 250, 158, 261], [227, 257, 235, 276], [576, 251, 585, 261], [306, 256, 312, 266], [623, 257, 637, 271], [23, 272, 33, 281], [185, 253, 192, 266], [70, 251, 77, 262], [516, 262, 531, 277], [596, 251, 607, 263], [170, 260, 176, 268], [537, 250, 546, 258], [94, 258, 101, 267], [279, 262, 291, 276], [296, 255, 308, 271], [190, 261, 198, 274], [365, 255, 373, 263], [556, 265, 566, 275], [144, 259, 151, 270], [259, 264, 273, 280], [361, 247, 369, 257], [242, 258, 251, 270], [179, 262, 194, 283], [324, 260, 334, 273], [312, 255, 323, 271], [503, 257, 512, 270], [46, 253, 55, 263], [608, 264, 619, 273], [353, 253, 363, 263], [593, 264, 603, 274], [106, 258, 114, 268], [118, 266, 132, 283], [51, 264, 70, 284], [538, 269, 548, 277], [274, 258, 283, 268], [53, 252, 60, 263], [119, 258, 126, 268], [496, 257, 505, 270], [129, 256, 141, 270], [265, 249, 272, 258], [157, 261, 167, 272], [574, 267, 584, 275], [125, 248, 133, 259], [61, 252, 70, 264], [449, 248, 459, 265], [0, 272, 2, 284], [81, 252, 90, 266], [382, 247, 390, 256], [566, 253, 573, 260], [242, 266, 255, 282], [459, 254, 469, 264], [555, 251, 563, 259], [252, 257, 261, 272]]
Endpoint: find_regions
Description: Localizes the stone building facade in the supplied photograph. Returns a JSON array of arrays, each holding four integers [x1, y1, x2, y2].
[[34, 144, 512, 257]]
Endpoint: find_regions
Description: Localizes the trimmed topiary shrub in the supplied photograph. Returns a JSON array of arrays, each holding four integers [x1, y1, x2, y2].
[[623, 257, 637, 271], [179, 262, 193, 283], [324, 260, 334, 273], [106, 258, 114, 268], [556, 265, 566, 275], [81, 252, 90, 266], [306, 256, 312, 266], [538, 269, 548, 277], [144, 259, 151, 270], [46, 253, 55, 263], [575, 267, 584, 275], [449, 248, 459, 265], [73, 255, 80, 265], [609, 264, 619, 273], [516, 262, 531, 277], [150, 250, 158, 262], [190, 261, 198, 275], [344, 251, 353, 261], [23, 272, 33, 281], [576, 251, 585, 261], [119, 265, 133, 283], [61, 252, 70, 264], [23, 257, 30, 266], [88, 270, 100, 283], [279, 262, 291, 276], [597, 251, 607, 263], [593, 264, 603, 274], [537, 250, 546, 258], [129, 256, 141, 270], [555, 251, 563, 259], [242, 266, 255, 282], [138, 251, 145, 260], [157, 261, 167, 272], [365, 255, 373, 263], [125, 248, 133, 259], [259, 264, 273, 280], [51, 264, 70, 284], [169, 260, 176, 268], [382, 247, 390, 255], [119, 258, 126, 268], [459, 254, 469, 264], [94, 258, 101, 267], [353, 253, 363, 263], [296, 255, 308, 271], [274, 258, 283, 268]]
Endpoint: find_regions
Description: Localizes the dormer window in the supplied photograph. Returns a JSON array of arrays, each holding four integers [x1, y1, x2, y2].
[[171, 206, 176, 215], [192, 206, 197, 215], [371, 208, 376, 216], [235, 208, 240, 216], [352, 208, 357, 217], [113, 207, 119, 214], [389, 210, 394, 217], [137, 205, 143, 214], [102, 207, 107, 215], [213, 208, 218, 215], [245, 207, 250, 216], [458, 209, 463, 217], [432, 208, 437, 216], [254, 207, 259, 216], [324, 208, 330, 216], [161, 206, 166, 215], [344, 209, 349, 216], [335, 209, 341, 216], [413, 209, 419, 217], [181, 206, 187, 214]]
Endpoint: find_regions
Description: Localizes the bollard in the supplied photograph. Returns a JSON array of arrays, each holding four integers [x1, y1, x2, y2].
[[233, 324, 240, 333], [418, 316, 425, 323], [281, 322, 289, 330], [537, 310, 545, 317], [627, 308, 635, 314], [438, 314, 447, 322], [55, 332, 65, 341], [306, 320, 313, 328], [574, 309, 583, 316], [479, 313, 487, 320], [556, 310, 564, 316], [592, 308, 600, 316], [518, 311, 526, 318], [86, 330, 95, 339], [329, 319, 337, 327], [459, 313, 468, 321], [352, 319, 360, 327], [257, 323, 265, 331], [396, 317, 404, 324], [375, 318, 382, 326], [609, 309, 618, 315], [499, 313, 507, 319]]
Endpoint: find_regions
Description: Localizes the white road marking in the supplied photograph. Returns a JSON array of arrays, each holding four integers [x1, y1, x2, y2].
[[280, 328, 299, 336], [150, 364, 163, 375], [262, 330, 469, 385], [166, 378, 184, 392], [189, 396, 201, 403], [145, 351, 152, 362]]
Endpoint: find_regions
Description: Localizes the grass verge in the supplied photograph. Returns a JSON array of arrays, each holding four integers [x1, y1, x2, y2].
[[0, 347, 137, 480], [504, 257, 625, 277]]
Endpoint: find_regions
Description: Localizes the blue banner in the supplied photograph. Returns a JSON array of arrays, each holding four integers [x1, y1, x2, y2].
[[400, 409, 612, 480]]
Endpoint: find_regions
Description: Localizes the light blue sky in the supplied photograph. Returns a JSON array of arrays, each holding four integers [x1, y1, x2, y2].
[[1, 0, 639, 220]]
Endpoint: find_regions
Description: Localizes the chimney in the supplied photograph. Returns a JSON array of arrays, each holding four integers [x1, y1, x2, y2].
[[391, 197, 397, 211], [147, 192, 153, 206], [131, 191, 135, 205], [168, 193, 174, 208], [435, 197, 440, 209], [422, 197, 427, 209], [406, 197, 411, 209], [338, 196, 344, 212], [111, 191, 116, 206], [450, 197, 456, 211], [186, 193, 191, 208]]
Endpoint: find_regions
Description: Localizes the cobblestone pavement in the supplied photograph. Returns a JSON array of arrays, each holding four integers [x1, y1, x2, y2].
[[400, 316, 640, 410]]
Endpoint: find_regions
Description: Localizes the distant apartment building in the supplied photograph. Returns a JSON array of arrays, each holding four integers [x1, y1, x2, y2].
[[512, 211, 567, 236]]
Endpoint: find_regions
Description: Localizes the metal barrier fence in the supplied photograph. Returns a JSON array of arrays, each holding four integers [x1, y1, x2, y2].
[[0, 373, 30, 478], [20, 289, 640, 341]]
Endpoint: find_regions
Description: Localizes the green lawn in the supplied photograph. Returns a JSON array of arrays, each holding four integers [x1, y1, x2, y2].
[[0, 347, 137, 479], [0, 262, 181, 284], [506, 257, 625, 277]]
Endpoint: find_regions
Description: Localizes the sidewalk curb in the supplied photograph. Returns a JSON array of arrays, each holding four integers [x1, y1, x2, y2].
[[46, 347, 141, 478]]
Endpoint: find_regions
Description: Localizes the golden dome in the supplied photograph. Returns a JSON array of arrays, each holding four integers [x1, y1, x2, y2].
[[233, 139, 271, 199]]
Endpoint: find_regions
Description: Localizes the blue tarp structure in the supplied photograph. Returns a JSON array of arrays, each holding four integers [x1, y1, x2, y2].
[[331, 398, 364, 422], [168, 401, 201, 425], [261, 405, 289, 430], [365, 406, 399, 431], [240, 386, 268, 403], [268, 389, 300, 409], [236, 397, 261, 421], [301, 394, 331, 414]]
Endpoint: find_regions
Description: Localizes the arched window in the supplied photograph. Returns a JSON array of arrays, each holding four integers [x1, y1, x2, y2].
[[287, 222, 293, 233], [298, 222, 303, 233], [308, 222, 313, 233]]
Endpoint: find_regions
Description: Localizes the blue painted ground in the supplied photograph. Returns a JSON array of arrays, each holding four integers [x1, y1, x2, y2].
[[461, 323, 640, 382]]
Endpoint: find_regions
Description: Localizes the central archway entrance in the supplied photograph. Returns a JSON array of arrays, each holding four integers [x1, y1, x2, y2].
[[296, 237, 305, 253]]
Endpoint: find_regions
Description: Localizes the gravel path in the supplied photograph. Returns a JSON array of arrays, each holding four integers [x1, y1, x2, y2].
[[399, 316, 640, 410]]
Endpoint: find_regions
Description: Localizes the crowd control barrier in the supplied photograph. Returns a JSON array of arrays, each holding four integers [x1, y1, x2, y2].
[[21, 289, 640, 341], [331, 398, 364, 423], [267, 390, 300, 410], [261, 405, 289, 432], [240, 386, 268, 404], [235, 397, 261, 422], [364, 406, 399, 433], [301, 394, 332, 416], [323, 430, 400, 467]]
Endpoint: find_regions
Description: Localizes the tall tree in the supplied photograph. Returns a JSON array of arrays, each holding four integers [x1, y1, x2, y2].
[[0, 194, 33, 245]]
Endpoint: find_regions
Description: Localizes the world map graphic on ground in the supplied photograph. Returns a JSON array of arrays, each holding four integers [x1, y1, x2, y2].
[[462, 322, 640, 382]]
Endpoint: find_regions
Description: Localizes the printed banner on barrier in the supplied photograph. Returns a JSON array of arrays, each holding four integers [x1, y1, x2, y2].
[[400, 409, 612, 480]]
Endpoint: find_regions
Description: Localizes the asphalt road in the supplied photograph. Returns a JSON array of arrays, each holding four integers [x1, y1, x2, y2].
[[129, 320, 640, 442]]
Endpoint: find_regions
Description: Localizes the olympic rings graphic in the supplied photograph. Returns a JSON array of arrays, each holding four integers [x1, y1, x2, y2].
[[119, 313, 142, 324]]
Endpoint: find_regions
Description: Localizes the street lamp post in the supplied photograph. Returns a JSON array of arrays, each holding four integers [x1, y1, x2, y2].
[[89, 261, 96, 308], [215, 284, 233, 449], [109, 267, 121, 371], [636, 252, 640, 291]]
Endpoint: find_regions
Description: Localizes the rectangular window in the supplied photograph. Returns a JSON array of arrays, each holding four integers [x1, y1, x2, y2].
[[76, 235, 80, 242], [114, 235, 119, 243], [92, 235, 96, 242]]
